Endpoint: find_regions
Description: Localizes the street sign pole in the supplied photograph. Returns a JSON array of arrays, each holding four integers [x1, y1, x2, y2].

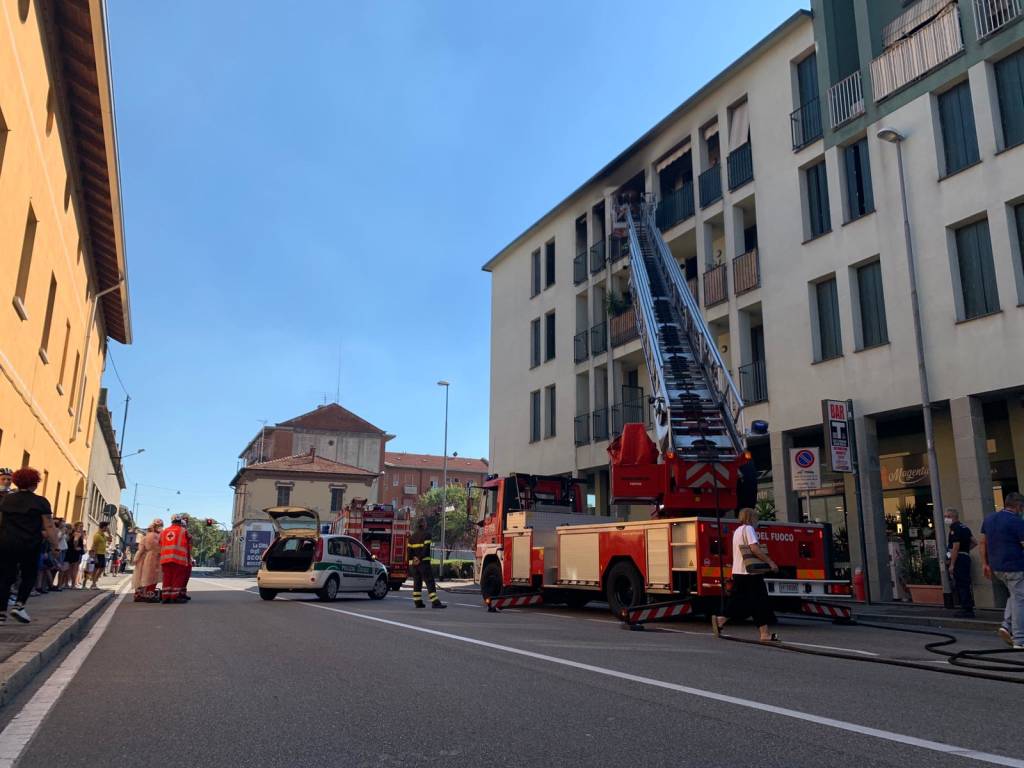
[[846, 400, 871, 605]]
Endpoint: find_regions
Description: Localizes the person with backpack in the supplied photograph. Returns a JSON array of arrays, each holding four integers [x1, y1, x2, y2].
[[711, 507, 780, 643]]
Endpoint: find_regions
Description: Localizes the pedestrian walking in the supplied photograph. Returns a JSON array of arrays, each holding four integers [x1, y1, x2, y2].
[[86, 522, 110, 589], [159, 515, 191, 604], [945, 507, 976, 618], [711, 507, 779, 642], [981, 492, 1024, 648], [407, 517, 446, 609], [0, 468, 60, 624], [65, 522, 86, 589], [133, 520, 163, 602]]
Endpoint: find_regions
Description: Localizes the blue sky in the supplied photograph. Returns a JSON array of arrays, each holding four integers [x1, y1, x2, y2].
[[104, 0, 806, 525]]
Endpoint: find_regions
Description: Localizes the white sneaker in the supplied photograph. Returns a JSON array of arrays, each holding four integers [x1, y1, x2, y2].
[[9, 604, 30, 624]]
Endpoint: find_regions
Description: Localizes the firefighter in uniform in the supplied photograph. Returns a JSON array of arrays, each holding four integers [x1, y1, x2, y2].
[[408, 517, 446, 609], [159, 515, 191, 604]]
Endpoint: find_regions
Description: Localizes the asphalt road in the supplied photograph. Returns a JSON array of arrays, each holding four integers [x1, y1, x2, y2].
[[3, 578, 1022, 768]]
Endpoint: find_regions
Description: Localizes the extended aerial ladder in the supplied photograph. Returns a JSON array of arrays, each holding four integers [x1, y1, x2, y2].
[[609, 197, 748, 512]]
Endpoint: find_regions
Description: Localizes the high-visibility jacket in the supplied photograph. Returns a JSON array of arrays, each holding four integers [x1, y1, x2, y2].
[[160, 524, 191, 567], [407, 528, 432, 564]]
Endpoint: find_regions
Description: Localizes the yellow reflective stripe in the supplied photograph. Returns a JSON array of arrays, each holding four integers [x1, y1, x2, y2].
[[408, 543, 424, 549], [412, 592, 422, 597], [428, 593, 438, 599]]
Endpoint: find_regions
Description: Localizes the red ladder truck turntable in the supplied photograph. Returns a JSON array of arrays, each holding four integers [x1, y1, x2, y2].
[[475, 200, 850, 617], [330, 498, 410, 592]]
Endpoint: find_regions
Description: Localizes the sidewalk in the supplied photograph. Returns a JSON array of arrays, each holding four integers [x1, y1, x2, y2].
[[851, 600, 1004, 633], [0, 575, 128, 707]]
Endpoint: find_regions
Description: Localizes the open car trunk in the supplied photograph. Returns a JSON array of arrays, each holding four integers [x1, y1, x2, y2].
[[264, 536, 317, 572]]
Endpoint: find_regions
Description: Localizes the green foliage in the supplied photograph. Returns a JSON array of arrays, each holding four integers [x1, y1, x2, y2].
[[755, 497, 777, 522], [901, 550, 941, 585], [431, 560, 474, 580], [186, 518, 227, 565], [415, 485, 479, 555], [606, 291, 632, 317]]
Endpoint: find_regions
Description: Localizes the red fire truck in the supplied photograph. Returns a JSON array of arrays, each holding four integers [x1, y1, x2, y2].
[[475, 200, 849, 616], [330, 498, 409, 591]]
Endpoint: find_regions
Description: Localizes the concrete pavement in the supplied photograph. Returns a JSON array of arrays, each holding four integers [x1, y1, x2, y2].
[[2, 577, 1021, 767]]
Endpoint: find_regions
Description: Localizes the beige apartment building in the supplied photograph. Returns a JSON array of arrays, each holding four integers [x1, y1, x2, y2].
[[485, 2, 1024, 607], [0, 0, 131, 520]]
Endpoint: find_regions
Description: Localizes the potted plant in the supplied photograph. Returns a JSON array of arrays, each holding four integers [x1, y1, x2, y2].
[[606, 291, 632, 318], [901, 549, 943, 604]]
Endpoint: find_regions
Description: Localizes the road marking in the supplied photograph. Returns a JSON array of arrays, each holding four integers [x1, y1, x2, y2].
[[784, 641, 880, 657], [301, 601, 1024, 767], [455, 603, 483, 608], [0, 586, 128, 768]]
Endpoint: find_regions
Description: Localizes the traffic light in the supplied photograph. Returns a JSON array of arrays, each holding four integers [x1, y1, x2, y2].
[[205, 518, 215, 527], [218, 545, 226, 553]]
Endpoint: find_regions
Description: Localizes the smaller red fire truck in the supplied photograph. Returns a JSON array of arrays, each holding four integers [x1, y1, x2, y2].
[[330, 499, 409, 591]]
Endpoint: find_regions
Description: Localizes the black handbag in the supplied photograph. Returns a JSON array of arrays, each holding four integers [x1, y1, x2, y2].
[[739, 526, 771, 574]]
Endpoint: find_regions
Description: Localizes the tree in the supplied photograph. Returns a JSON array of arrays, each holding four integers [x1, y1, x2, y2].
[[414, 485, 478, 560], [186, 517, 227, 566]]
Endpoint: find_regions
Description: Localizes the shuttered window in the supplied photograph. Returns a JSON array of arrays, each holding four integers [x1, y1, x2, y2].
[[529, 390, 541, 443], [544, 311, 555, 361], [816, 278, 842, 361], [1016, 204, 1024, 275], [995, 49, 1024, 150], [805, 161, 831, 238], [857, 261, 888, 348], [954, 219, 1000, 319], [545, 384, 557, 438], [531, 249, 541, 297], [530, 318, 540, 368], [844, 138, 874, 221], [938, 82, 980, 175], [545, 240, 556, 287]]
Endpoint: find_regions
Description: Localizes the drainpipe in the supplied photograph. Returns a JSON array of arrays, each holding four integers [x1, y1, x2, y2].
[[73, 279, 123, 440]]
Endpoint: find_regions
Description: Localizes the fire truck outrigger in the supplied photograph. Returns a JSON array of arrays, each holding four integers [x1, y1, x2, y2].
[[475, 198, 850, 617]]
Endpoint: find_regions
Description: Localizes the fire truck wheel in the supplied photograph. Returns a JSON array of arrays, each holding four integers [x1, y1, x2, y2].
[[317, 575, 339, 602], [389, 581, 404, 592], [605, 561, 645, 615], [258, 588, 277, 601], [480, 561, 503, 599], [368, 575, 389, 600]]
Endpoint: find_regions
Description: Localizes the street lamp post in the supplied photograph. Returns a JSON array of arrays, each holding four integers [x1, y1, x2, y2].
[[877, 128, 952, 605], [437, 380, 450, 576]]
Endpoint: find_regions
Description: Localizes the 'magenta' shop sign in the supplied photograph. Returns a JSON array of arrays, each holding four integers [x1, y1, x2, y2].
[[880, 455, 930, 489]]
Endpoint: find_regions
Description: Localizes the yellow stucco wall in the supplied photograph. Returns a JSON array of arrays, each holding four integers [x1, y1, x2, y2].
[[0, 0, 110, 521]]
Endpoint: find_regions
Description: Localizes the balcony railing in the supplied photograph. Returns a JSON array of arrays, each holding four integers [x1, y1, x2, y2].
[[574, 330, 589, 363], [790, 98, 823, 150], [870, 4, 964, 101], [698, 165, 722, 207], [611, 390, 651, 435], [974, 0, 1022, 38], [655, 181, 695, 230], [727, 142, 754, 190], [574, 414, 591, 446], [703, 263, 728, 307], [739, 360, 768, 404], [610, 307, 639, 347], [573, 252, 587, 285], [590, 239, 606, 274], [827, 71, 865, 128], [688, 276, 699, 304], [610, 235, 629, 264], [592, 407, 609, 442], [591, 321, 607, 355], [733, 249, 760, 294]]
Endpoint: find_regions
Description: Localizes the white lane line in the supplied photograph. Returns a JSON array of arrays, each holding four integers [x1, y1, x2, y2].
[[455, 603, 483, 609], [0, 587, 128, 768], [785, 641, 880, 657], [300, 601, 1024, 768]]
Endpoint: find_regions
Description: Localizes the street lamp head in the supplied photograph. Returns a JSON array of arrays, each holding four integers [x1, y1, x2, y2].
[[877, 128, 903, 144], [437, 380, 449, 387]]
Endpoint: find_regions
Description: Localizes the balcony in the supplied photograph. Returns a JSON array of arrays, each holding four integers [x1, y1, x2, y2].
[[610, 236, 629, 264], [727, 142, 754, 191], [703, 264, 728, 307], [611, 388, 651, 435], [656, 181, 695, 230], [573, 251, 587, 285], [870, 4, 964, 101], [688, 276, 699, 303], [592, 407, 609, 442], [574, 414, 591, 446], [790, 98, 823, 150], [733, 249, 760, 294], [574, 330, 589, 363], [974, 0, 1022, 39], [827, 71, 865, 128], [739, 360, 768, 404], [698, 165, 722, 207], [591, 321, 608, 356], [610, 307, 639, 347], [590, 239, 606, 274]]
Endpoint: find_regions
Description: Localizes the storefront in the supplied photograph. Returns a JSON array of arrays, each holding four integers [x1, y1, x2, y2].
[[798, 477, 850, 581]]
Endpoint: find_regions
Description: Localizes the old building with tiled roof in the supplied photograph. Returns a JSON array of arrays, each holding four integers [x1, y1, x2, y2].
[[382, 451, 489, 510]]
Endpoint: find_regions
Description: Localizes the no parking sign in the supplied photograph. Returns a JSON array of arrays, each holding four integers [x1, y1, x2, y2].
[[790, 447, 821, 491]]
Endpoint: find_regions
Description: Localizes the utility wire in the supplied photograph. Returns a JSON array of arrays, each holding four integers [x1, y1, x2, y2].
[[106, 349, 130, 396]]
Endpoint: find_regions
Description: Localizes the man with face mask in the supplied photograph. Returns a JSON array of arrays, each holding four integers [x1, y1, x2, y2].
[[0, 469, 13, 497], [945, 508, 976, 618]]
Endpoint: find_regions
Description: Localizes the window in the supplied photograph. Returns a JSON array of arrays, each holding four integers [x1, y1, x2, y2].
[[544, 240, 555, 288], [544, 384, 557, 438], [21, 451, 29, 469], [856, 261, 888, 348], [954, 219, 1000, 319], [530, 390, 541, 443], [995, 49, 1024, 150], [328, 538, 346, 557], [531, 249, 541, 297], [330, 488, 345, 511], [843, 139, 874, 221], [14, 205, 37, 318], [1016, 203, 1024, 274], [805, 161, 831, 238], [68, 352, 80, 411], [54, 481, 61, 511], [276, 485, 291, 506], [544, 312, 555, 361], [530, 318, 541, 368], [0, 105, 8, 178], [938, 81, 980, 175], [39, 274, 57, 361], [793, 53, 821, 148], [85, 394, 94, 446], [57, 322, 70, 394], [815, 278, 842, 360]]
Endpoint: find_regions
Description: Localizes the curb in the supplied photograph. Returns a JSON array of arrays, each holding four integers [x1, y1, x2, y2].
[[0, 589, 116, 708], [854, 611, 1000, 633]]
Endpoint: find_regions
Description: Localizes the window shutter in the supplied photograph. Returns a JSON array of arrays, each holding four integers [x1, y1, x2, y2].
[[807, 162, 831, 236], [858, 262, 888, 348], [798, 54, 818, 107], [940, 82, 980, 174], [857, 140, 874, 214], [956, 221, 999, 319], [996, 50, 1024, 149], [816, 279, 841, 359], [844, 145, 858, 220]]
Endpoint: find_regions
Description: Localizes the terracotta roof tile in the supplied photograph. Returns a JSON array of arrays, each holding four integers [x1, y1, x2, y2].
[[244, 452, 377, 477], [280, 403, 385, 435], [384, 452, 489, 473]]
